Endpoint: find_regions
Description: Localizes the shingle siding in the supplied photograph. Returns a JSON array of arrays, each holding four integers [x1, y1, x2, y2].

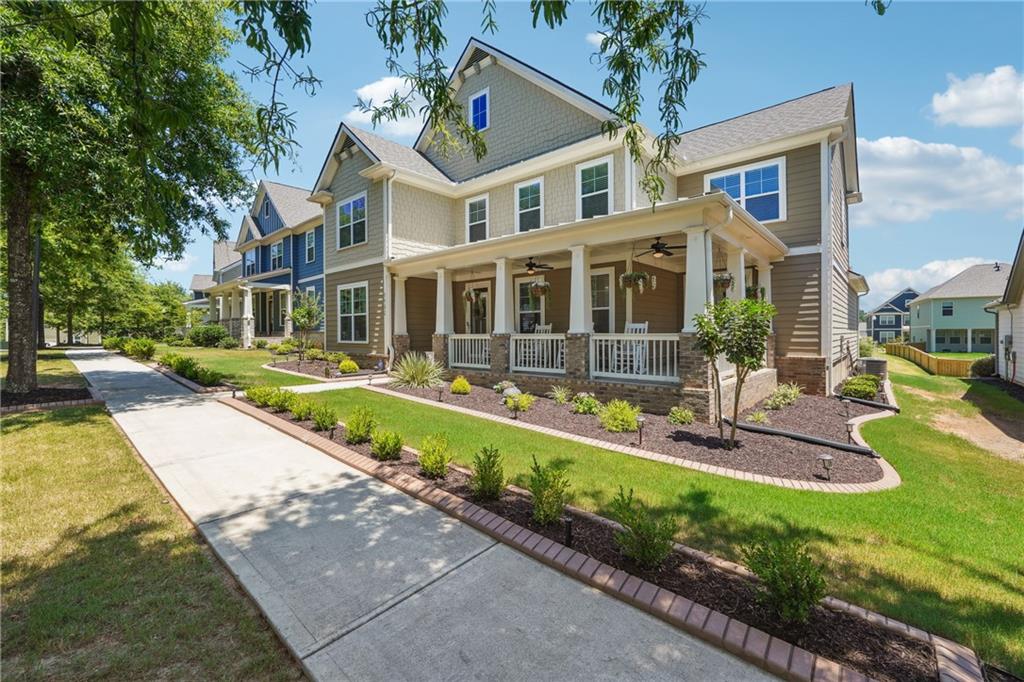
[[323, 149, 384, 272]]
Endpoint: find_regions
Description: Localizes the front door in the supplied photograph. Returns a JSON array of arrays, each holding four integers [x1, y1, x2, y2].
[[465, 284, 490, 334]]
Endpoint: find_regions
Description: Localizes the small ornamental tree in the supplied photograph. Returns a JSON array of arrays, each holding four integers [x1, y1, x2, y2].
[[290, 290, 323, 363], [694, 298, 776, 448]]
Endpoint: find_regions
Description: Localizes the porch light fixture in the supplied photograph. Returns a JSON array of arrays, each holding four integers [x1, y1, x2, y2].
[[523, 257, 553, 276], [636, 415, 646, 445], [817, 454, 834, 481]]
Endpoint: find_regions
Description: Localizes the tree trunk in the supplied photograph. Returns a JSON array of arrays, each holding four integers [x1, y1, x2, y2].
[[66, 309, 74, 346], [711, 365, 723, 441], [36, 295, 46, 349], [4, 156, 37, 393], [729, 370, 746, 448]]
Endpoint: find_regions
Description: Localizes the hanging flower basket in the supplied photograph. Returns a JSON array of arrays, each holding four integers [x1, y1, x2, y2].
[[530, 281, 551, 298], [713, 272, 735, 290], [619, 271, 656, 294], [463, 289, 479, 304]]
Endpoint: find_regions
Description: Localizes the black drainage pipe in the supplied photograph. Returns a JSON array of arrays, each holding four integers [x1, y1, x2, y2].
[[832, 393, 900, 413], [722, 417, 878, 458]]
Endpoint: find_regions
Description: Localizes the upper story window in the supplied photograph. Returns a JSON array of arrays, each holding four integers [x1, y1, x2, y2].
[[337, 193, 367, 250], [466, 194, 488, 243], [469, 89, 489, 131], [305, 230, 316, 263], [515, 178, 543, 232], [941, 301, 954, 316], [263, 200, 270, 219], [879, 314, 895, 326], [705, 157, 787, 223], [270, 240, 284, 270], [577, 156, 613, 220], [244, 250, 257, 276]]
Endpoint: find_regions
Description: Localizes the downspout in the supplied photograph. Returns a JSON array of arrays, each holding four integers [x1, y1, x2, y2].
[[383, 170, 397, 368]]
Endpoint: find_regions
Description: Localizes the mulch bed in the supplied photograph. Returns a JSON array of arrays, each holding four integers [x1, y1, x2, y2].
[[1, 386, 93, 407], [242, 398, 936, 682], [740, 394, 880, 443], [386, 385, 884, 484], [270, 359, 378, 380]]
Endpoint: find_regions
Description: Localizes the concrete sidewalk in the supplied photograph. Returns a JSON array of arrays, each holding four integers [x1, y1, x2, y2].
[[69, 350, 771, 681]]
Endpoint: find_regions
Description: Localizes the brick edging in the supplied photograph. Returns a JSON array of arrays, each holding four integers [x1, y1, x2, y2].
[[363, 385, 901, 494], [259, 363, 377, 383], [149, 363, 229, 394], [1, 382, 106, 415], [219, 397, 982, 682]]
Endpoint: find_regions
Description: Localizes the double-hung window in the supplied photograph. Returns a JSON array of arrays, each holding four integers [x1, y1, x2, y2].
[[243, 250, 257, 276], [941, 301, 954, 316], [879, 313, 895, 326], [337, 193, 367, 249], [270, 240, 284, 270], [705, 157, 786, 222], [466, 194, 488, 243], [515, 278, 544, 332], [515, 178, 543, 232], [469, 89, 489, 131], [577, 156, 612, 219], [305, 230, 316, 263], [337, 282, 368, 343]]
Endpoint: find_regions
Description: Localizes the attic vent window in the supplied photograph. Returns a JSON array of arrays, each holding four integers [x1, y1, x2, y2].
[[264, 201, 270, 218], [470, 89, 489, 131]]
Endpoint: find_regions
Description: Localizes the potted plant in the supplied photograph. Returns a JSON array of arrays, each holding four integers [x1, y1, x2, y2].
[[530, 281, 551, 298], [619, 271, 656, 294], [713, 272, 735, 290]]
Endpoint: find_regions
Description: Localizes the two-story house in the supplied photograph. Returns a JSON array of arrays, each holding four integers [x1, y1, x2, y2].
[[205, 180, 325, 346], [865, 288, 918, 343], [987, 229, 1024, 385], [909, 262, 1009, 353], [306, 38, 868, 419]]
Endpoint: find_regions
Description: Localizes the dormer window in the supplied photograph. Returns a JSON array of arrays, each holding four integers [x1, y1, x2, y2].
[[469, 89, 489, 131]]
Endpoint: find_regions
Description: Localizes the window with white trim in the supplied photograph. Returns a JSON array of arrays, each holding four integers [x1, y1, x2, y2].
[[878, 331, 896, 342], [514, 277, 545, 333], [243, 250, 257, 276], [337, 193, 367, 249], [705, 157, 786, 222], [879, 313, 895, 326], [305, 230, 316, 263], [337, 282, 368, 343], [515, 178, 543, 232], [270, 240, 284, 270], [577, 156, 612, 219], [469, 89, 489, 131], [466, 194, 488, 243], [263, 200, 270, 219], [941, 301, 953, 316]]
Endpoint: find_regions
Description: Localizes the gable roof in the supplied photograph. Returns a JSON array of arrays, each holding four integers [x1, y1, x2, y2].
[[189, 274, 215, 292], [991, 228, 1024, 307], [865, 287, 918, 316], [213, 240, 240, 271], [260, 180, 321, 227], [235, 214, 261, 248], [914, 263, 1011, 303], [354, 126, 451, 182]]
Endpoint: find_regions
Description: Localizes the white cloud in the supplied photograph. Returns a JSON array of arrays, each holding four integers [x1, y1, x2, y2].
[[585, 32, 604, 48], [342, 76, 425, 140], [851, 136, 1023, 226], [1012, 128, 1023, 149], [151, 253, 196, 274], [931, 65, 1024, 128], [863, 257, 991, 309]]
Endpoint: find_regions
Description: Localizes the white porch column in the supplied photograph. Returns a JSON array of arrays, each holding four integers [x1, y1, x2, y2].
[[966, 328, 972, 352], [568, 245, 592, 333], [493, 258, 514, 334], [394, 276, 408, 336], [208, 297, 217, 323], [435, 268, 453, 334], [241, 287, 254, 349], [284, 290, 293, 337], [929, 328, 935, 352], [229, 291, 237, 319], [726, 247, 746, 301], [756, 262, 773, 304], [682, 226, 713, 332]]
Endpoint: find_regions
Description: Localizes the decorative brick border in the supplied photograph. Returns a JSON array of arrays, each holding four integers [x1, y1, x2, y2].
[[220, 397, 984, 682], [363, 385, 902, 494], [260, 363, 378, 383], [150, 363, 231, 394], [1, 385, 105, 415]]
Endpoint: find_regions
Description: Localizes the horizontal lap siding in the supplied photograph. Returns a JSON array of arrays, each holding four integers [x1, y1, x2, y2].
[[771, 254, 821, 356], [630, 263, 681, 333], [325, 264, 386, 358], [829, 143, 858, 383]]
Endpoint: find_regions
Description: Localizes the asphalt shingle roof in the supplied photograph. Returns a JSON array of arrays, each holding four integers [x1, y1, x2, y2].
[[349, 126, 452, 182], [189, 274, 215, 292], [213, 240, 241, 270], [915, 263, 1011, 302], [263, 181, 321, 227], [677, 85, 852, 164]]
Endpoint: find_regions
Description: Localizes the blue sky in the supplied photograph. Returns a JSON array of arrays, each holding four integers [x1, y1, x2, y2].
[[150, 1, 1024, 309]]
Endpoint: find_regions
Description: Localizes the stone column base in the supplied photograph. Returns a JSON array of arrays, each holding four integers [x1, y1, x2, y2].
[[393, 334, 411, 363], [490, 334, 510, 374], [432, 334, 449, 368], [775, 355, 827, 395], [565, 333, 590, 380]]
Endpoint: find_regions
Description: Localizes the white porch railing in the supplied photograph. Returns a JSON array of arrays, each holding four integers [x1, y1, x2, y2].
[[448, 334, 491, 369], [511, 334, 566, 374], [590, 334, 679, 383]]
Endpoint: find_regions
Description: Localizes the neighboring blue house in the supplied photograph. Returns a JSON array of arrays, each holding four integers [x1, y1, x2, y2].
[[864, 288, 918, 343], [204, 181, 324, 347]]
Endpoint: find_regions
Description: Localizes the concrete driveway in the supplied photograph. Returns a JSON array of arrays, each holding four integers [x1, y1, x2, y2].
[[69, 350, 772, 681]]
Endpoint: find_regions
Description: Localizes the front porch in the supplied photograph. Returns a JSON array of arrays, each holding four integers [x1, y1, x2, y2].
[[205, 280, 294, 348], [389, 194, 787, 420]]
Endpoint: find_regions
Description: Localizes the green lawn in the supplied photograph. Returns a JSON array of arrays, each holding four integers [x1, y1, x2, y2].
[[930, 351, 992, 360], [154, 344, 311, 388], [0, 350, 87, 389], [304, 368, 1024, 674], [1, 406, 301, 680]]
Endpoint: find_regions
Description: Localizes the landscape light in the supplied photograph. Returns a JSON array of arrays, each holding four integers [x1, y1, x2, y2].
[[817, 454, 834, 481], [637, 415, 647, 446]]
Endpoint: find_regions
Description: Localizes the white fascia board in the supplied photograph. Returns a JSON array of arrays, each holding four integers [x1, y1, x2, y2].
[[673, 126, 841, 177]]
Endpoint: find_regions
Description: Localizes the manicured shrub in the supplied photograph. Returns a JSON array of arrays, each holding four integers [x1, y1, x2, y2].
[[503, 392, 535, 419], [743, 537, 827, 624], [492, 380, 516, 394], [528, 456, 570, 526], [370, 429, 403, 461], [764, 382, 802, 410], [609, 487, 677, 569], [254, 339, 268, 349], [749, 410, 769, 425], [164, 354, 201, 380], [216, 337, 240, 349], [338, 359, 360, 374], [187, 324, 229, 348], [305, 348, 325, 362], [246, 384, 277, 407], [102, 336, 126, 351], [841, 375, 879, 400], [450, 375, 471, 395], [547, 385, 572, 405], [326, 351, 350, 365], [858, 337, 879, 358], [290, 398, 315, 421], [418, 433, 452, 478], [276, 341, 298, 355], [598, 399, 641, 433], [123, 338, 156, 360], [344, 406, 376, 444], [391, 352, 444, 388], [571, 392, 601, 415], [970, 355, 995, 377], [311, 403, 338, 432], [266, 343, 280, 354], [194, 367, 223, 387], [470, 446, 505, 501], [667, 406, 695, 426], [266, 388, 295, 413], [162, 334, 184, 345]]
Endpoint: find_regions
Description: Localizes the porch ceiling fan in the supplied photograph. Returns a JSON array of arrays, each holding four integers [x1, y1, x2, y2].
[[523, 257, 554, 275], [636, 236, 686, 259]]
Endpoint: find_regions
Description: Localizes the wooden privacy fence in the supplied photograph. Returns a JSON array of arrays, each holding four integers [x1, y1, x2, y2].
[[884, 343, 974, 377]]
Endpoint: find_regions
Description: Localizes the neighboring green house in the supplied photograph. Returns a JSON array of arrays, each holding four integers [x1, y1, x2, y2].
[[908, 262, 1009, 353]]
